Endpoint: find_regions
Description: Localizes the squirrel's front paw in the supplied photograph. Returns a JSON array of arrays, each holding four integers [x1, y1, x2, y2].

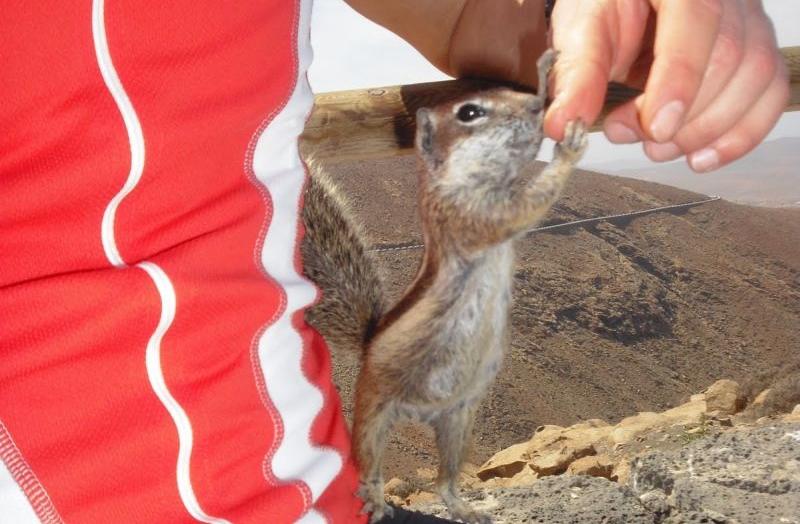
[[537, 48, 558, 79], [555, 120, 588, 163]]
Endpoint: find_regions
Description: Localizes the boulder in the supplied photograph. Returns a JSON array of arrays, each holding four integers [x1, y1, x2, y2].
[[475, 441, 530, 481], [384, 477, 410, 497], [567, 454, 615, 479], [704, 379, 745, 416], [611, 411, 664, 444], [477, 421, 613, 481], [530, 442, 596, 476], [479, 464, 538, 489]]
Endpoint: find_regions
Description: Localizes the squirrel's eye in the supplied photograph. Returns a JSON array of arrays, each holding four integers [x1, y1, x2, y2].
[[456, 103, 486, 123]]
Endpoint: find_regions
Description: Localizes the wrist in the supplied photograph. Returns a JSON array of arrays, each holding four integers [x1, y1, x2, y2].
[[448, 0, 549, 88]]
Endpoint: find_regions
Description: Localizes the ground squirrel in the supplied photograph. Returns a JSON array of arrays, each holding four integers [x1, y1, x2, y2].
[[302, 49, 587, 523]]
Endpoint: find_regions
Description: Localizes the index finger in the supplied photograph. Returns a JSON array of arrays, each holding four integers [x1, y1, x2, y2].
[[544, 1, 612, 140], [545, 0, 650, 141], [641, 0, 723, 142]]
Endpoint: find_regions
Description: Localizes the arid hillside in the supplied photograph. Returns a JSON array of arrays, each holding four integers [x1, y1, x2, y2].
[[319, 154, 800, 478], [591, 137, 800, 207]]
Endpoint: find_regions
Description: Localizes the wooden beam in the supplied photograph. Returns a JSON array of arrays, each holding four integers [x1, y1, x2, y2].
[[302, 46, 800, 163]]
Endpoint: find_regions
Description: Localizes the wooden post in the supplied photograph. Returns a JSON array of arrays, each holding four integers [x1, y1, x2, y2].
[[302, 46, 800, 163]]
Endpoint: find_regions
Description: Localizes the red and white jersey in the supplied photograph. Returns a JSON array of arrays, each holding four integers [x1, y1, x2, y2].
[[0, 1, 364, 522]]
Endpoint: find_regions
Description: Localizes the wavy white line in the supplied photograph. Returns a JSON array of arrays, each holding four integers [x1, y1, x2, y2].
[[91, 0, 145, 269], [251, 0, 342, 520], [92, 2, 228, 522], [137, 263, 231, 524]]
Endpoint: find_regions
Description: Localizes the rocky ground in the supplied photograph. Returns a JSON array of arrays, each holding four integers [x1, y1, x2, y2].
[[322, 156, 800, 480], [394, 380, 800, 523]]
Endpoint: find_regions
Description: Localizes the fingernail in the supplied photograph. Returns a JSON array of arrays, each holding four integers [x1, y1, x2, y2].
[[543, 102, 566, 140], [650, 100, 685, 143], [690, 148, 720, 173], [644, 141, 682, 162], [604, 122, 639, 144]]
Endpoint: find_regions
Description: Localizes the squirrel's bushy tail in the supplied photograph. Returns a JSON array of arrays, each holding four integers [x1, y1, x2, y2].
[[301, 160, 385, 352]]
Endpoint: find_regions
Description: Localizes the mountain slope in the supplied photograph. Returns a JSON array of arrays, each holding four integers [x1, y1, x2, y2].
[[319, 155, 800, 478], [589, 137, 800, 207]]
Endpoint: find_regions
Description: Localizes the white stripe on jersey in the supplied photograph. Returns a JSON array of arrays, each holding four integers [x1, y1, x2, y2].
[[91, 0, 145, 269], [92, 1, 230, 522], [250, 0, 343, 520]]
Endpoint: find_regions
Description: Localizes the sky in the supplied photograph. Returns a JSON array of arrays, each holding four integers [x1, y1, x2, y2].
[[308, 0, 799, 170]]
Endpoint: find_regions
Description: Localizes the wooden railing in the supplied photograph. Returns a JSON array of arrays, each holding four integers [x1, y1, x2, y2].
[[302, 46, 800, 163]]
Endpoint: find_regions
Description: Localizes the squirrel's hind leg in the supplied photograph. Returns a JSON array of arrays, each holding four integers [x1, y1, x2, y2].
[[353, 372, 395, 523], [433, 405, 492, 524]]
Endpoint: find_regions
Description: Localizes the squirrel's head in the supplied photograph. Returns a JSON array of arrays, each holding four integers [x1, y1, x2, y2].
[[415, 88, 546, 188]]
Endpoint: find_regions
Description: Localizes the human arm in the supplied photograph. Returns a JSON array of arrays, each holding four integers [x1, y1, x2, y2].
[[547, 0, 790, 172], [344, 0, 789, 173], [342, 0, 549, 89]]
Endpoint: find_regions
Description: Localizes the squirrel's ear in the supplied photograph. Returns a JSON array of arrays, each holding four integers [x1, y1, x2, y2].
[[416, 108, 437, 164]]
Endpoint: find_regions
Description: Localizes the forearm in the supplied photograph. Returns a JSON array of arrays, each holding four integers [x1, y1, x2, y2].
[[344, 0, 549, 88], [343, 0, 466, 74]]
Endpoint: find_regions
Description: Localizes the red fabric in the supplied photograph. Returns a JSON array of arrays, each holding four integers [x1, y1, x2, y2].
[[0, 1, 363, 522]]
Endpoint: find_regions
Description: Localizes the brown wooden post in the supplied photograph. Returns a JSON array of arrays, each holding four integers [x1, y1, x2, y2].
[[302, 46, 800, 163]]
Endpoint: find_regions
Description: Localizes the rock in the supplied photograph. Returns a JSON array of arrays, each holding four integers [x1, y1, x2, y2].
[[752, 388, 772, 407], [638, 488, 669, 517], [574, 418, 611, 430], [384, 477, 409, 497], [611, 399, 706, 444], [415, 467, 436, 481], [528, 424, 572, 450], [408, 476, 654, 523], [612, 459, 632, 484], [478, 421, 611, 481], [530, 443, 596, 476], [506, 464, 538, 486], [662, 510, 737, 523], [534, 424, 566, 434], [661, 399, 707, 426], [704, 379, 745, 416], [405, 490, 438, 507], [630, 422, 800, 523], [402, 389, 799, 522], [480, 464, 538, 489], [529, 421, 612, 476], [612, 411, 665, 444], [386, 494, 404, 507], [716, 416, 734, 427], [567, 454, 615, 479], [784, 408, 800, 423], [476, 441, 530, 480]]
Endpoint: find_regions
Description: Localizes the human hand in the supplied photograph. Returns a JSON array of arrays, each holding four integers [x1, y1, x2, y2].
[[545, 0, 790, 172]]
